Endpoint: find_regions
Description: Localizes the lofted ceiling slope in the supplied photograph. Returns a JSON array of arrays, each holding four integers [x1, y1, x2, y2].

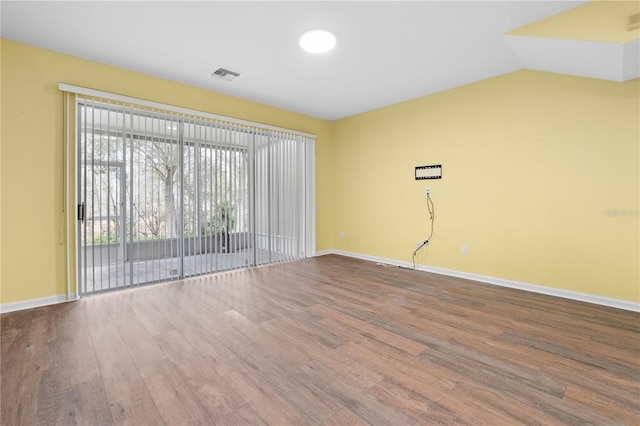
[[505, 0, 640, 82]]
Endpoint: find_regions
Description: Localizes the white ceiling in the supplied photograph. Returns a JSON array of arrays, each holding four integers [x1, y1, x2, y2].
[[1, 1, 589, 120]]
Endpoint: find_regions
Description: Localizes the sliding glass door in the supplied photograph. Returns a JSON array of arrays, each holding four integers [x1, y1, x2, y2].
[[76, 98, 312, 296]]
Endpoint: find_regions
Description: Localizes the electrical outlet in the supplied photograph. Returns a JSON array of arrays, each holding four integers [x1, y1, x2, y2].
[[339, 231, 344, 239], [426, 188, 431, 196], [417, 240, 423, 248], [462, 244, 469, 255]]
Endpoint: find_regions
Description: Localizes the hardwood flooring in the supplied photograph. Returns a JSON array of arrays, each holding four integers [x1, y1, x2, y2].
[[2, 254, 639, 425]]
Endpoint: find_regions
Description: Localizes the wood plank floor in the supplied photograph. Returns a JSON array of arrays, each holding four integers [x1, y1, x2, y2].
[[2, 254, 639, 425]]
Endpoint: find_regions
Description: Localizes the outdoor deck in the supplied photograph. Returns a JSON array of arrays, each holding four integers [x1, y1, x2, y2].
[[81, 248, 288, 294]]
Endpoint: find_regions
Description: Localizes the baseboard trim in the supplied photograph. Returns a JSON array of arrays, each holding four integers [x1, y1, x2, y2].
[[316, 249, 640, 313], [4, 252, 638, 314], [1, 293, 79, 314]]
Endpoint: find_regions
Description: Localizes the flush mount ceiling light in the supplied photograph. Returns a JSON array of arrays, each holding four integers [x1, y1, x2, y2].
[[299, 30, 336, 54]]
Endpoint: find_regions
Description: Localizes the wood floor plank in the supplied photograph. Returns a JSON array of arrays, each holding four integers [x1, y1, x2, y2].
[[217, 357, 316, 425], [369, 378, 472, 425], [102, 295, 167, 369], [127, 290, 175, 336], [1, 308, 50, 425], [400, 296, 506, 338], [151, 329, 245, 420], [189, 310, 278, 369], [323, 407, 369, 426], [501, 329, 640, 381], [262, 315, 345, 355], [2, 254, 639, 426], [241, 353, 345, 424], [36, 304, 110, 426], [83, 298, 162, 424], [563, 383, 640, 425], [311, 304, 426, 355], [419, 337, 616, 425], [161, 309, 236, 365], [258, 319, 317, 364], [295, 359, 417, 426], [495, 308, 640, 363], [139, 359, 212, 425], [51, 303, 102, 387], [311, 345, 384, 391], [453, 379, 562, 425], [36, 375, 114, 426], [337, 341, 507, 425], [540, 359, 640, 412], [271, 308, 348, 349], [306, 284, 410, 325], [219, 404, 268, 426], [175, 278, 233, 316]]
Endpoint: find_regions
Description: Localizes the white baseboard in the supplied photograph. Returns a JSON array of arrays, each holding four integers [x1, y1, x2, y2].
[[5, 251, 638, 314], [316, 250, 640, 313], [1, 293, 79, 314]]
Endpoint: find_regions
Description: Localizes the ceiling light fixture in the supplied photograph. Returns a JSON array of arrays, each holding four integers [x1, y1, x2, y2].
[[299, 30, 336, 54]]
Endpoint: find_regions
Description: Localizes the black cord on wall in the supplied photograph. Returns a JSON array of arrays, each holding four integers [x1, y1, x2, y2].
[[411, 192, 434, 270]]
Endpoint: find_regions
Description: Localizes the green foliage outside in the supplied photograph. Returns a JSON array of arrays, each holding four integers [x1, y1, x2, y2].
[[201, 201, 237, 235], [91, 234, 120, 244]]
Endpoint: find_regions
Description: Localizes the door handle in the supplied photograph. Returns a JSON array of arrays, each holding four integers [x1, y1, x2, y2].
[[78, 203, 85, 223]]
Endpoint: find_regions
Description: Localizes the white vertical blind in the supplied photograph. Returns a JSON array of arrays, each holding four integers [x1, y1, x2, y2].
[[63, 84, 315, 295]]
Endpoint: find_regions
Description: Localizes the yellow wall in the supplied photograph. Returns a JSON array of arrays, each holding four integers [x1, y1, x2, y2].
[[508, 0, 640, 43], [332, 70, 639, 302], [2, 39, 639, 306], [0, 39, 333, 304]]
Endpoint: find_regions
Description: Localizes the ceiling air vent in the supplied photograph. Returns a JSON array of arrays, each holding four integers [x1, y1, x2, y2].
[[211, 67, 241, 81], [629, 13, 640, 31]]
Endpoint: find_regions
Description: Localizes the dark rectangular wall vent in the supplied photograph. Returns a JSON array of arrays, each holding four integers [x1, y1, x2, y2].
[[212, 67, 241, 81]]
